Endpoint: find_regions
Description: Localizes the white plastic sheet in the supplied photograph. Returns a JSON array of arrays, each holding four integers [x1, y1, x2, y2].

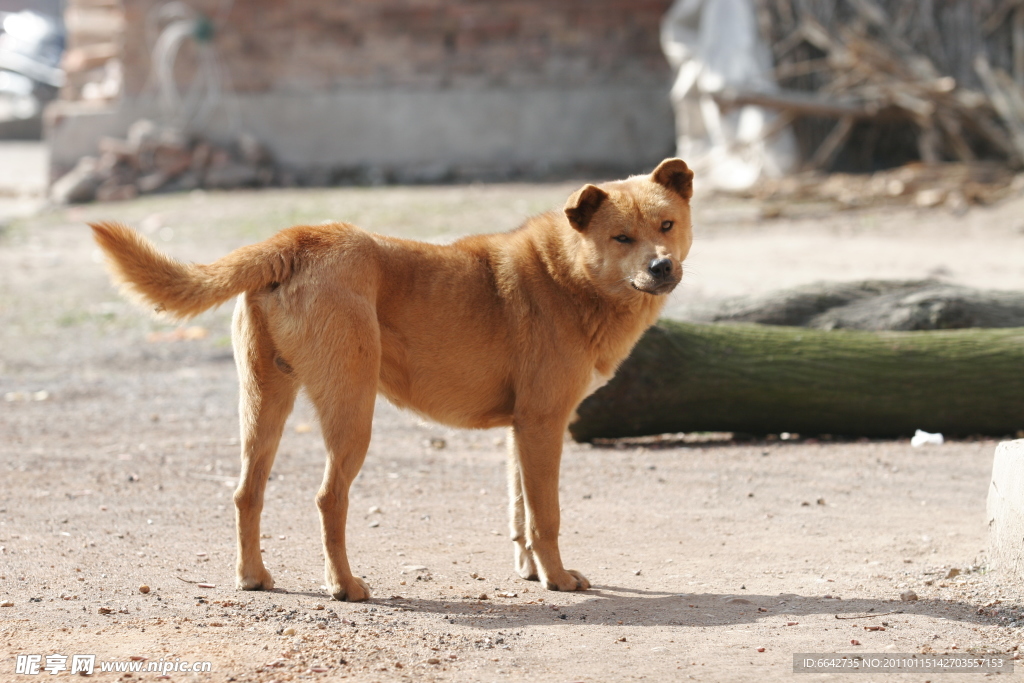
[[911, 429, 944, 447], [661, 0, 796, 190]]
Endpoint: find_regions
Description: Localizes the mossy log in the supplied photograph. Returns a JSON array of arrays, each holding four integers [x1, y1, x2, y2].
[[570, 321, 1024, 441]]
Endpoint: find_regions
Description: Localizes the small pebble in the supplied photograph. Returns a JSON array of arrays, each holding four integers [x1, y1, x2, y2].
[[139, 585, 150, 594], [368, 520, 380, 528], [900, 590, 918, 602], [282, 627, 296, 636], [756, 647, 765, 653], [197, 583, 215, 589], [850, 639, 861, 646], [0, 600, 13, 607]]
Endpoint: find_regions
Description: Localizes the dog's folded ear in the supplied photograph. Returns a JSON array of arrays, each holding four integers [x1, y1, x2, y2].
[[564, 184, 609, 232], [652, 158, 694, 200]]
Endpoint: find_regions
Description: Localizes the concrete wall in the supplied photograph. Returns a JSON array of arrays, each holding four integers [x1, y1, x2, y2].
[[49, 0, 675, 181], [49, 85, 675, 181]]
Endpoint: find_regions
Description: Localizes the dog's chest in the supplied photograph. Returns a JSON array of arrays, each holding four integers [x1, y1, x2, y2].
[[582, 369, 612, 400]]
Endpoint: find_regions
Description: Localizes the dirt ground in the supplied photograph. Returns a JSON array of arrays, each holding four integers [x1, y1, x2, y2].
[[3, 182, 1024, 682]]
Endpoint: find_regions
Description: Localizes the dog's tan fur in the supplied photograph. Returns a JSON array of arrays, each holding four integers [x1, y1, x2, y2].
[[90, 158, 694, 601]]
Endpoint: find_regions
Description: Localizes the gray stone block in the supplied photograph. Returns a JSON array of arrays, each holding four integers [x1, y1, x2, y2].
[[987, 440, 1024, 577]]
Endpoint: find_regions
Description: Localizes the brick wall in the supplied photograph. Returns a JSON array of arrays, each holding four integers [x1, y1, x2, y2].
[[121, 0, 673, 95]]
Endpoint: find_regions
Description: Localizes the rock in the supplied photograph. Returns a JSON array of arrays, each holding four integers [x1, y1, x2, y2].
[[136, 172, 170, 194], [126, 119, 160, 153], [238, 133, 270, 166], [98, 606, 112, 614], [95, 181, 138, 202], [282, 627, 296, 636], [426, 657, 440, 665], [688, 279, 1024, 331], [138, 585, 150, 594], [50, 156, 102, 204], [946, 568, 960, 579], [914, 188, 946, 208], [900, 590, 918, 602], [204, 160, 258, 189], [0, 600, 13, 607], [50, 119, 279, 204]]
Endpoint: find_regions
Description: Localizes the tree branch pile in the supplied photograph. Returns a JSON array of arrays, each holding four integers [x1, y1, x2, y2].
[[737, 1, 1024, 174]]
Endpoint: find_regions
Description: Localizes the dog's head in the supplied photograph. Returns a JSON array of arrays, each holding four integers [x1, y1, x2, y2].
[[564, 158, 694, 298]]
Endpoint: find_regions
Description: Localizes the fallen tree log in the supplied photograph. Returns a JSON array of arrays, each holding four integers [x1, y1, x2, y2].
[[570, 321, 1024, 441]]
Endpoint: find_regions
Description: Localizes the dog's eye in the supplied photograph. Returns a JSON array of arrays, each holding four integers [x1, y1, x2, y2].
[[661, 220, 674, 232], [613, 234, 633, 244]]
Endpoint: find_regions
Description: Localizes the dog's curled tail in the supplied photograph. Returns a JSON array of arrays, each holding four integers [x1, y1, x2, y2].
[[90, 221, 295, 320]]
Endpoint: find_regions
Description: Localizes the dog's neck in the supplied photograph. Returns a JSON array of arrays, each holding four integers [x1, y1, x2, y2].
[[527, 213, 667, 373]]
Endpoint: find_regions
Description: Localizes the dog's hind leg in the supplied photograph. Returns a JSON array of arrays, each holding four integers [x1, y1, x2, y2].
[[506, 429, 539, 580], [302, 299, 379, 602], [232, 294, 299, 591]]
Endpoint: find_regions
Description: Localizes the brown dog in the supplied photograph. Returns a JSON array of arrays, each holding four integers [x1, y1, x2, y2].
[[90, 158, 694, 601]]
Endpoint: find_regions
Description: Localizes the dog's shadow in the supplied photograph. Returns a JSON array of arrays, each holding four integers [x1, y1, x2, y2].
[[271, 584, 1002, 630]]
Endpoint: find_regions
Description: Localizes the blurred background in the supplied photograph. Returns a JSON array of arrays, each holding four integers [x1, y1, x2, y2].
[[0, 1, 1022, 208]]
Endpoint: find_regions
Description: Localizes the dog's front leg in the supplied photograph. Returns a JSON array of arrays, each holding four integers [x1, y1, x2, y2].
[[511, 416, 590, 592], [506, 428, 538, 580]]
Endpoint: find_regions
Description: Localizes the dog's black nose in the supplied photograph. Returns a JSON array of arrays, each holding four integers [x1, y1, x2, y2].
[[648, 257, 673, 279]]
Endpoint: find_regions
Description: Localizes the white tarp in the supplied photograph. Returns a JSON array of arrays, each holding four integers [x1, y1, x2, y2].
[[661, 0, 797, 190]]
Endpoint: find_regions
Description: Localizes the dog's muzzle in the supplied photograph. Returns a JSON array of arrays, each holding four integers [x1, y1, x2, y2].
[[630, 257, 680, 295]]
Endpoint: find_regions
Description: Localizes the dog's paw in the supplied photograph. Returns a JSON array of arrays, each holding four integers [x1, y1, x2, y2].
[[542, 569, 590, 592], [514, 545, 539, 581], [237, 568, 275, 591], [329, 576, 371, 602]]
